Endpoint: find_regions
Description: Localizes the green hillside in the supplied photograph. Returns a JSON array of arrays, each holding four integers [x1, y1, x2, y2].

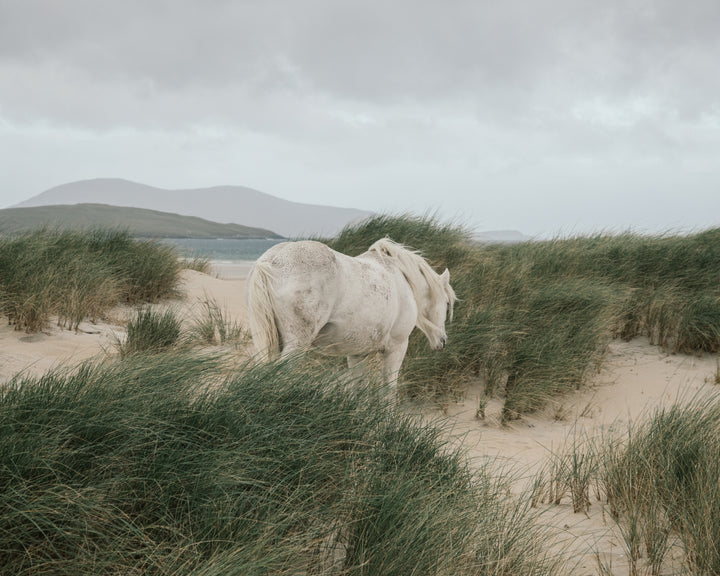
[[0, 203, 283, 239]]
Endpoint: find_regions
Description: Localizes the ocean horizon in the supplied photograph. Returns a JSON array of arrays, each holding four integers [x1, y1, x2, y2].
[[162, 238, 284, 262]]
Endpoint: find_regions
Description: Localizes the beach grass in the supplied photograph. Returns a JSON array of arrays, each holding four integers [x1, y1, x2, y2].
[[0, 229, 183, 332], [326, 215, 720, 419], [187, 296, 247, 346], [531, 430, 598, 515], [182, 255, 212, 273], [117, 305, 183, 356], [0, 351, 561, 575], [533, 394, 720, 575], [597, 394, 720, 576]]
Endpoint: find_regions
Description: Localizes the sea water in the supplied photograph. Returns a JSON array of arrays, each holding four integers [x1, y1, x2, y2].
[[162, 238, 286, 279], [162, 238, 284, 261]]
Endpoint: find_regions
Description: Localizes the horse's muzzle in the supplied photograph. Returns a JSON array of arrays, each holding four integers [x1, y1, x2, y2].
[[435, 336, 447, 351]]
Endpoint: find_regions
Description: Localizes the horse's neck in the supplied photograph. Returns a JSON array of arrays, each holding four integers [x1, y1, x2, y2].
[[390, 258, 433, 325]]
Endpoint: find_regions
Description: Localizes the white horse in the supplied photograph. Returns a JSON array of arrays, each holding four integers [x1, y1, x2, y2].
[[246, 238, 456, 394]]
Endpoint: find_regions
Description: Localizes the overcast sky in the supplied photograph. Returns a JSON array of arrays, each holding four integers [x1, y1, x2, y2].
[[1, 0, 719, 237]]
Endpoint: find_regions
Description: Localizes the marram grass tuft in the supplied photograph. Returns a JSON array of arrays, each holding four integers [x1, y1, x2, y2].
[[0, 351, 560, 575], [330, 215, 720, 419]]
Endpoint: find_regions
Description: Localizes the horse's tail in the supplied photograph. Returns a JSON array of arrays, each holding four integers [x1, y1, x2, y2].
[[246, 261, 281, 361]]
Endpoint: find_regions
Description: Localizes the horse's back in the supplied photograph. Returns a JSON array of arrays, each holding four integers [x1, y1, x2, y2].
[[256, 241, 343, 306], [256, 240, 338, 274], [252, 241, 342, 353]]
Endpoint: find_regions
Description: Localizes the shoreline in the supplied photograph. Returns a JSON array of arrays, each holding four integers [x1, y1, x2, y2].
[[208, 260, 254, 279]]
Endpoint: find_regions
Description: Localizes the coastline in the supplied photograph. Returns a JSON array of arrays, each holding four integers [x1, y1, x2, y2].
[[208, 259, 254, 279]]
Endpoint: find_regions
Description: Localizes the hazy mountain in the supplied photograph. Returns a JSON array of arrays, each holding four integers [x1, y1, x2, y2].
[[0, 204, 282, 239], [16, 179, 373, 238], [474, 230, 533, 244]]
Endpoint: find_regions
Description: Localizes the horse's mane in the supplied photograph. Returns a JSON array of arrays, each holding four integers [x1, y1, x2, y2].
[[367, 238, 456, 325]]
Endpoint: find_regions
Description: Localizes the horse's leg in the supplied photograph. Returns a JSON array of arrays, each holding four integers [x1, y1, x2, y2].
[[346, 355, 367, 381], [382, 339, 409, 401], [274, 287, 332, 360], [349, 353, 385, 405], [276, 315, 325, 359], [276, 330, 312, 360]]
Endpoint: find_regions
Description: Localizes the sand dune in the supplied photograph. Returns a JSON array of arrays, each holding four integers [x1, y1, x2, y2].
[[1, 266, 717, 575], [430, 337, 717, 574]]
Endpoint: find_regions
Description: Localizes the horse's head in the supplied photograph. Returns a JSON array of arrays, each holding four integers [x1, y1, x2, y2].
[[419, 268, 456, 351]]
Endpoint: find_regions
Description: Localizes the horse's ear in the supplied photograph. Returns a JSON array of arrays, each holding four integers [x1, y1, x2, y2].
[[440, 269, 450, 284]]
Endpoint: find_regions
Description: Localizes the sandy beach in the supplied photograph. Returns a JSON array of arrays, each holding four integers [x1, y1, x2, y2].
[[208, 260, 256, 279], [1, 264, 717, 575]]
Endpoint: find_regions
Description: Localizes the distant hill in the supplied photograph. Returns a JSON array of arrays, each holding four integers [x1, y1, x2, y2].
[[15, 179, 373, 238], [0, 203, 283, 239], [474, 230, 533, 244]]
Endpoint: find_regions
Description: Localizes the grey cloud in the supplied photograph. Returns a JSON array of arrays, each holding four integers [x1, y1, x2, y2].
[[2, 0, 719, 128]]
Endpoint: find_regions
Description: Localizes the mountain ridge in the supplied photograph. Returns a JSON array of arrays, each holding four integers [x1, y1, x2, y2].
[[16, 178, 373, 238]]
